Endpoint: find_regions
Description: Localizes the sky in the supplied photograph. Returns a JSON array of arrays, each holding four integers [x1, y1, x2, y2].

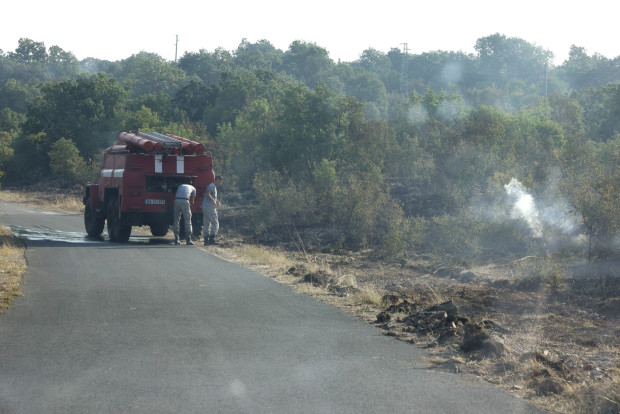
[[2, 0, 618, 65]]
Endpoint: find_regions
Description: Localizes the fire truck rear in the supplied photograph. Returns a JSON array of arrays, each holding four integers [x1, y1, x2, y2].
[[83, 131, 215, 242]]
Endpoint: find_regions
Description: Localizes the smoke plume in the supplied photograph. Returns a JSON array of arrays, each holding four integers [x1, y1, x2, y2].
[[504, 178, 543, 238]]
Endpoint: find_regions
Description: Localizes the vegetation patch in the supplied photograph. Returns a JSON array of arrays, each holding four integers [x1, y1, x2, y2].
[[0, 225, 26, 312]]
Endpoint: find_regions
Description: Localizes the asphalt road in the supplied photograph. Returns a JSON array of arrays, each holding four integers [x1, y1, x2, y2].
[[0, 201, 542, 413]]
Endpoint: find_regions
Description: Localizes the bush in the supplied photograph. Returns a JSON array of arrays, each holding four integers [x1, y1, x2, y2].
[[427, 213, 483, 263], [48, 138, 89, 186], [375, 202, 410, 259], [251, 170, 312, 236], [332, 174, 387, 248]]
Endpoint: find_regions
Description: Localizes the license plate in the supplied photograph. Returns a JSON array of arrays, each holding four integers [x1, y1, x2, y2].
[[145, 199, 166, 205]]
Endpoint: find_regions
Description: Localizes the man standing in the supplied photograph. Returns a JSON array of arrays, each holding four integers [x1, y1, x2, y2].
[[173, 182, 196, 245], [202, 176, 223, 245]]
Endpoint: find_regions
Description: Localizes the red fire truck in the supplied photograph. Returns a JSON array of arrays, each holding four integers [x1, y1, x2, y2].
[[83, 131, 215, 242]]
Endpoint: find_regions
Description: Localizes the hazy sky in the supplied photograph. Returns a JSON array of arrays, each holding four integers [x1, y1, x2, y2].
[[2, 0, 618, 65]]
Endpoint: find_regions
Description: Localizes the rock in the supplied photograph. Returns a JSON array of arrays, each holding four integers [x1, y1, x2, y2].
[[576, 338, 598, 347], [386, 299, 416, 314], [381, 294, 400, 305], [328, 285, 359, 297], [460, 324, 505, 357], [589, 368, 606, 381], [582, 361, 595, 371], [427, 301, 459, 322], [287, 265, 306, 277], [403, 310, 448, 333], [376, 311, 391, 323], [482, 319, 510, 334], [433, 267, 454, 278], [458, 271, 476, 283], [303, 272, 329, 286], [531, 378, 564, 396]]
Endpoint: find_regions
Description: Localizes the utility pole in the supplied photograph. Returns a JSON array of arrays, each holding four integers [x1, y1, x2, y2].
[[400, 43, 409, 98], [175, 35, 179, 64], [545, 61, 548, 98]]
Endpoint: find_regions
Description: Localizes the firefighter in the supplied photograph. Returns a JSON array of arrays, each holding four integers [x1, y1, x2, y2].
[[172, 182, 196, 245], [202, 176, 223, 245]]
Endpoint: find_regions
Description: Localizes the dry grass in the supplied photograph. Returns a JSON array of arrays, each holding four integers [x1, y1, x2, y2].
[[0, 225, 26, 312], [0, 190, 83, 214], [348, 285, 383, 306]]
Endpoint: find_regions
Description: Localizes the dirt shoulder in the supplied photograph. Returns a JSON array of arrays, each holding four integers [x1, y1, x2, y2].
[[1, 190, 618, 413]]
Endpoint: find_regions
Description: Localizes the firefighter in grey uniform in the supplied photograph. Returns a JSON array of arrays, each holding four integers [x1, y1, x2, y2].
[[172, 183, 196, 245], [202, 176, 223, 245]]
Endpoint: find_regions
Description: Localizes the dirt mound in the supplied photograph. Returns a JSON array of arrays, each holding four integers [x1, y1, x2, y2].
[[375, 299, 508, 359]]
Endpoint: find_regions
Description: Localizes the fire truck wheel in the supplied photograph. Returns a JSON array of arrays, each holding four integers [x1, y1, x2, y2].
[[179, 214, 187, 240], [84, 197, 105, 237], [191, 214, 203, 238], [107, 198, 131, 242], [150, 221, 169, 237]]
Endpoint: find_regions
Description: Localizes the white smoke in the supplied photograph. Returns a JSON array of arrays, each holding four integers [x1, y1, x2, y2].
[[504, 178, 543, 238], [502, 177, 581, 241], [407, 104, 426, 124]]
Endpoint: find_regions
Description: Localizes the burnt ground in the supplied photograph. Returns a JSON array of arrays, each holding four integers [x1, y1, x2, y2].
[[213, 210, 620, 414], [286, 257, 618, 414]]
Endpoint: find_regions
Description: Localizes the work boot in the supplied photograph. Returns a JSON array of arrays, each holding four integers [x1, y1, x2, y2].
[[186, 238, 195, 245]]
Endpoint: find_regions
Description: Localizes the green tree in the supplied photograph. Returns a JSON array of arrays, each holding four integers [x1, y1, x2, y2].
[[562, 137, 620, 259], [4, 132, 49, 183], [0, 131, 14, 183], [48, 137, 87, 186], [547, 92, 585, 143], [282, 41, 335, 87], [123, 105, 161, 131], [117, 52, 186, 98], [474, 33, 552, 87], [558, 45, 618, 90], [173, 79, 212, 122], [178, 48, 233, 86], [578, 83, 620, 142], [0, 108, 26, 135], [262, 83, 343, 176], [46, 45, 80, 79], [9, 38, 47, 63], [0, 79, 38, 113], [23, 73, 128, 157], [234, 39, 283, 72], [336, 65, 388, 117]]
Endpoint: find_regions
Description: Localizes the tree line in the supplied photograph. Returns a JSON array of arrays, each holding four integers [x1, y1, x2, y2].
[[0, 34, 619, 261]]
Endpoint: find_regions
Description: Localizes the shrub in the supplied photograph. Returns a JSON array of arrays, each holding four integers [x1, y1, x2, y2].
[[427, 213, 483, 263], [48, 137, 89, 186], [251, 170, 312, 236]]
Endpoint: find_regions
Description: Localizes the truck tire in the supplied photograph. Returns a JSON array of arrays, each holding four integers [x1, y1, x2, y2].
[[178, 213, 202, 239], [107, 197, 131, 242], [192, 213, 203, 238], [150, 221, 169, 237], [179, 213, 187, 240], [84, 196, 105, 237]]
